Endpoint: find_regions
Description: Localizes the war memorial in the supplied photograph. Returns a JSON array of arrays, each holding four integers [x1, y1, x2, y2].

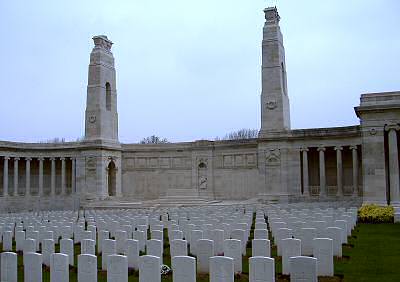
[[0, 6, 399, 282]]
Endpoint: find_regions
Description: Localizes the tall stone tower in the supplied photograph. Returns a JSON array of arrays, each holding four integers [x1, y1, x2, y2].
[[259, 7, 291, 137], [85, 35, 119, 143]]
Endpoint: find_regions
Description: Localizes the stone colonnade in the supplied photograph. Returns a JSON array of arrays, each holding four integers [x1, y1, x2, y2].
[[1, 156, 76, 197], [300, 145, 360, 197]]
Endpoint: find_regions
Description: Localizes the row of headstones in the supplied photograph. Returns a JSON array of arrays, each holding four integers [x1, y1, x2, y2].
[[0, 251, 321, 282]]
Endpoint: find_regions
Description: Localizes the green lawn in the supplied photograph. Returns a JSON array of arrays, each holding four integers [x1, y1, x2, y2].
[[2, 222, 400, 281], [334, 223, 400, 282]]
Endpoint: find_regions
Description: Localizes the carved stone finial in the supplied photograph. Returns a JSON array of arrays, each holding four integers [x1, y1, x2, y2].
[[264, 7, 280, 25], [92, 35, 113, 52]]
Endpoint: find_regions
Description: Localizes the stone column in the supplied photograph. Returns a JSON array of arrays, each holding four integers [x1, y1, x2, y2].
[[335, 146, 343, 197], [385, 124, 400, 205], [301, 148, 309, 196], [317, 147, 326, 197], [14, 157, 20, 196], [3, 157, 9, 196], [50, 157, 56, 196], [71, 158, 75, 194], [38, 157, 44, 196], [350, 146, 359, 197], [61, 157, 66, 195], [25, 157, 32, 196]]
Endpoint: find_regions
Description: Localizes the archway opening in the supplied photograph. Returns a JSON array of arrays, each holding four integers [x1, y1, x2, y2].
[[107, 161, 116, 196]]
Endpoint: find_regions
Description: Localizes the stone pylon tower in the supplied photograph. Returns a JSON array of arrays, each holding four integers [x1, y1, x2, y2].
[[85, 35, 119, 143], [259, 7, 291, 137]]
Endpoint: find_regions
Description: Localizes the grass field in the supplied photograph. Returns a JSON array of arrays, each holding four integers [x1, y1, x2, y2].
[[1, 222, 400, 281]]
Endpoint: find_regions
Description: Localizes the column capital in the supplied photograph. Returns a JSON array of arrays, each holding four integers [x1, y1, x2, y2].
[[70, 157, 75, 161], [334, 146, 343, 151], [3, 156, 10, 161], [384, 123, 400, 132], [349, 145, 358, 151], [60, 157, 66, 161], [317, 146, 326, 152], [300, 147, 309, 152], [25, 157, 32, 161], [50, 157, 56, 161], [14, 157, 20, 161], [38, 157, 45, 161]]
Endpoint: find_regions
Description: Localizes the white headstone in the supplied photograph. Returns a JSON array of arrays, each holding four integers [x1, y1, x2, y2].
[[189, 230, 203, 256], [125, 239, 139, 270], [299, 228, 316, 256], [252, 239, 271, 257], [170, 239, 188, 258], [16, 230, 26, 251], [78, 254, 97, 282], [212, 229, 224, 255], [197, 239, 214, 273], [325, 227, 343, 257], [170, 230, 183, 241], [249, 256, 275, 282], [2, 231, 13, 251], [281, 238, 301, 275], [24, 239, 37, 256], [115, 230, 128, 254], [210, 256, 234, 282], [24, 252, 42, 282], [172, 256, 196, 282], [223, 239, 242, 273], [107, 255, 128, 282], [98, 230, 109, 254], [42, 239, 55, 267], [60, 238, 74, 266], [139, 255, 161, 282], [289, 256, 317, 282], [50, 253, 69, 282], [1, 252, 17, 282], [102, 239, 116, 270], [230, 229, 247, 255], [253, 229, 268, 240], [81, 239, 96, 255], [313, 238, 333, 276], [146, 239, 163, 265]]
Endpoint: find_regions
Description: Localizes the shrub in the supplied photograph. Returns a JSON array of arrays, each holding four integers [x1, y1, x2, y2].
[[358, 204, 394, 223]]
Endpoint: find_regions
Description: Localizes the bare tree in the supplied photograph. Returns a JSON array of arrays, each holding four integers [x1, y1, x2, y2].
[[140, 135, 169, 144], [216, 128, 258, 141]]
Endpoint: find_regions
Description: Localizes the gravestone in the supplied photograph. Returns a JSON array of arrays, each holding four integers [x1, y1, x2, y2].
[[253, 229, 268, 240], [50, 253, 69, 282], [212, 229, 224, 255], [107, 255, 128, 282], [2, 231, 13, 251], [24, 252, 42, 282], [249, 256, 275, 282], [78, 254, 97, 282], [42, 239, 55, 267], [98, 230, 109, 254], [1, 252, 17, 282], [197, 239, 214, 273], [325, 227, 342, 257], [299, 228, 316, 256], [147, 239, 163, 265], [252, 239, 271, 257], [81, 239, 96, 255], [281, 238, 301, 275], [313, 238, 333, 276], [139, 255, 161, 282], [125, 239, 139, 270], [60, 238, 74, 266], [289, 256, 317, 282], [223, 239, 242, 273], [102, 239, 116, 270], [210, 256, 234, 282], [172, 256, 196, 282], [170, 239, 188, 258]]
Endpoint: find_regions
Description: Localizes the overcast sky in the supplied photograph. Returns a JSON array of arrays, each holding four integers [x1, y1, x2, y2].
[[0, 0, 399, 143]]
